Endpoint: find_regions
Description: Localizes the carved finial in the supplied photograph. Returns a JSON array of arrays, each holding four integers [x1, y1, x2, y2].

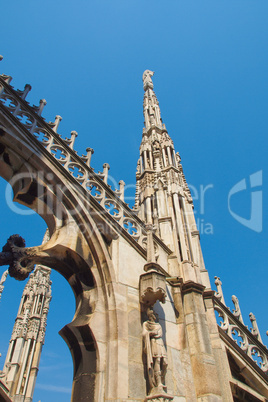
[[214, 276, 226, 305], [18, 84, 32, 100], [118, 180, 125, 201], [249, 312, 263, 343], [85, 147, 94, 167], [69, 130, 78, 150], [0, 74, 12, 84], [51, 115, 62, 133], [231, 295, 244, 324], [102, 163, 110, 184], [36, 99, 47, 116], [142, 69, 154, 91]]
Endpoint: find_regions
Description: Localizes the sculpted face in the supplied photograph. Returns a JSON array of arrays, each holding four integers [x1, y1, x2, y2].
[[147, 309, 157, 322]]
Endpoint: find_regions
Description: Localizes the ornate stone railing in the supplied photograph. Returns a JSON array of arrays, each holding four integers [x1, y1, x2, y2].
[[214, 277, 268, 374], [0, 74, 151, 250]]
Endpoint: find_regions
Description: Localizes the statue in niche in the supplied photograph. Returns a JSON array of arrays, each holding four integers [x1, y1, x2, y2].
[[142, 307, 168, 395], [136, 160, 141, 175], [153, 140, 160, 152]]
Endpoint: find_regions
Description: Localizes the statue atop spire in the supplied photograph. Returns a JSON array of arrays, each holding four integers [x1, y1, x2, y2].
[[143, 69, 154, 91], [142, 70, 163, 130]]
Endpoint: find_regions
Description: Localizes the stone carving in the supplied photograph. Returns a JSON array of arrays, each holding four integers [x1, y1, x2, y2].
[[140, 270, 166, 307], [0, 235, 36, 280], [232, 295, 244, 324], [142, 307, 168, 397], [0, 269, 8, 300], [214, 276, 226, 305], [249, 312, 263, 343], [139, 224, 172, 400], [136, 159, 141, 175], [145, 398, 173, 402], [143, 70, 154, 91], [139, 225, 167, 307], [153, 140, 160, 153], [214, 291, 268, 373]]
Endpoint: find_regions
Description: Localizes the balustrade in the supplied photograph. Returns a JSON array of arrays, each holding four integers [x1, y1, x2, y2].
[[214, 277, 268, 374]]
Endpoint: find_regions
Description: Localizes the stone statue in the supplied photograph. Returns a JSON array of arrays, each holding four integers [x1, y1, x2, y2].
[[143, 70, 154, 91], [136, 159, 141, 174], [153, 140, 160, 152], [142, 307, 168, 395]]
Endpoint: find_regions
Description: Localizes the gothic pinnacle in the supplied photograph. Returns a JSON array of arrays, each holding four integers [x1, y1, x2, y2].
[[85, 147, 94, 167], [50, 115, 62, 133], [142, 70, 162, 130], [36, 99, 47, 116], [69, 130, 78, 149], [102, 163, 110, 184], [20, 84, 32, 100]]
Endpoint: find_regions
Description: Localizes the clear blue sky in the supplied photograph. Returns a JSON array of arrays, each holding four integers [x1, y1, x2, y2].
[[0, 1, 267, 401]]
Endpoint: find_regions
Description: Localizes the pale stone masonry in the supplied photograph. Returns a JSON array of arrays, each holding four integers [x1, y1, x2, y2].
[[0, 69, 267, 401], [0, 264, 51, 402]]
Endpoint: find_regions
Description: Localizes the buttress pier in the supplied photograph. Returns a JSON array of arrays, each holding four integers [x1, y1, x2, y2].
[[0, 69, 267, 401]]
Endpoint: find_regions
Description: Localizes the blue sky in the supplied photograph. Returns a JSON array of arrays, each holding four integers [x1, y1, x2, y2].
[[0, 1, 267, 401]]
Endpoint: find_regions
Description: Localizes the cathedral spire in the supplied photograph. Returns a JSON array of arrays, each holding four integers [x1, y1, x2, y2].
[[0, 231, 52, 401], [136, 71, 210, 289]]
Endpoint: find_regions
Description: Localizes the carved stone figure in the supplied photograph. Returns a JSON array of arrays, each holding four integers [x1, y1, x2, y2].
[[153, 140, 160, 152], [142, 307, 167, 395], [143, 70, 154, 91], [232, 295, 244, 324], [136, 159, 141, 175]]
